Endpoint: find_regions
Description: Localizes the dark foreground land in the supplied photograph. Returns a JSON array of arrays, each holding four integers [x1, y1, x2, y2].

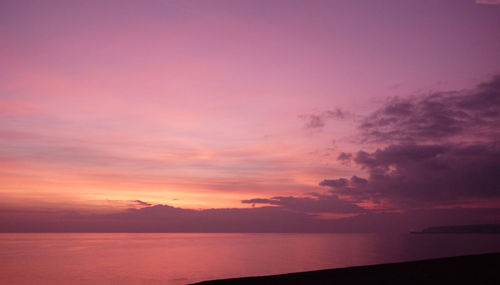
[[413, 224, 500, 234], [193, 253, 500, 285]]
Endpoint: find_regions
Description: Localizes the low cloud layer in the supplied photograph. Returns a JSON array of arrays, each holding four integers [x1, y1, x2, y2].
[[2, 204, 499, 233], [242, 194, 365, 214]]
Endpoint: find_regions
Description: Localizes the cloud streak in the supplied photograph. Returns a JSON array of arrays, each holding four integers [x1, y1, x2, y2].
[[131, 200, 152, 207], [321, 143, 500, 206], [242, 194, 365, 214], [300, 108, 355, 129]]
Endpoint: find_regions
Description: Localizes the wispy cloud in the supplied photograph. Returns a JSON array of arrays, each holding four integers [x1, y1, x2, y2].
[[299, 108, 356, 129]]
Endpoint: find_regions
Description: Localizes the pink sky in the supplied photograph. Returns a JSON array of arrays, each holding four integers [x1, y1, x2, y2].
[[1, 0, 500, 226]]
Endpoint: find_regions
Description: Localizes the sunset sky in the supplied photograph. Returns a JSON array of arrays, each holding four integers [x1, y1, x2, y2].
[[1, 0, 499, 232]]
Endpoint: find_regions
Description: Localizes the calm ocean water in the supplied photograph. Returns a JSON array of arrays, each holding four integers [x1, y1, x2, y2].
[[1, 233, 499, 284]]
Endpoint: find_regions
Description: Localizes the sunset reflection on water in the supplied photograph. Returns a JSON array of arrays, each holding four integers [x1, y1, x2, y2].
[[1, 233, 500, 284]]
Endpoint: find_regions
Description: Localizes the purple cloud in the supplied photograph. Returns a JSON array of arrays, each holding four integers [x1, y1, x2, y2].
[[322, 143, 500, 206], [360, 75, 500, 144], [320, 75, 500, 207], [337, 152, 353, 163], [319, 178, 349, 189], [300, 108, 354, 129], [241, 194, 365, 214]]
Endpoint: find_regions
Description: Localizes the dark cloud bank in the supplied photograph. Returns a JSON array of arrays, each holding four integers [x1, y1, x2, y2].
[[320, 75, 500, 207], [2, 75, 499, 232]]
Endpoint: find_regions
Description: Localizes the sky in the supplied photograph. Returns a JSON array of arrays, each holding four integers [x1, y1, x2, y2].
[[1, 0, 500, 232]]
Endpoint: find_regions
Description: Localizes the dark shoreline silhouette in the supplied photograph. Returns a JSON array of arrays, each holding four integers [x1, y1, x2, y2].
[[411, 224, 500, 234], [193, 253, 500, 285]]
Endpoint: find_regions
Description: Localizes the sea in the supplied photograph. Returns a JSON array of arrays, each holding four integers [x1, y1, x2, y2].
[[1, 233, 499, 284]]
